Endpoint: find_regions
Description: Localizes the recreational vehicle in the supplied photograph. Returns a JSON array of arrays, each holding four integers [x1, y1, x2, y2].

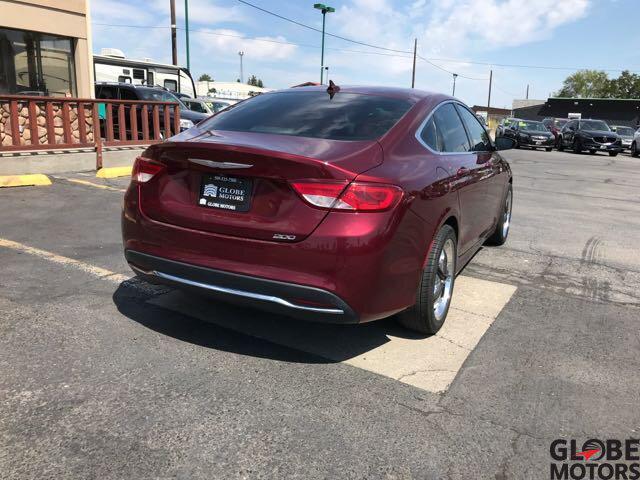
[[93, 49, 196, 98]]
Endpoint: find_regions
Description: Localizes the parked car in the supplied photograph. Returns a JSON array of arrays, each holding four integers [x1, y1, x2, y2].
[[509, 120, 554, 151], [202, 97, 236, 113], [122, 86, 514, 334], [610, 125, 635, 151], [183, 98, 214, 115], [495, 117, 521, 138], [558, 119, 623, 156], [95, 82, 209, 136], [542, 117, 569, 146], [632, 128, 640, 157]]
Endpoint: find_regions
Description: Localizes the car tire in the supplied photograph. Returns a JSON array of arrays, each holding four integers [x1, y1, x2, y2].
[[631, 142, 639, 157], [486, 183, 513, 247], [514, 139, 520, 149], [572, 138, 582, 153], [609, 151, 618, 157], [589, 150, 596, 154], [545, 147, 553, 152], [557, 137, 564, 151], [397, 225, 457, 335]]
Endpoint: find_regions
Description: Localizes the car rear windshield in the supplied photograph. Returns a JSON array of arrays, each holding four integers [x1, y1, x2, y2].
[[198, 91, 414, 141], [137, 88, 185, 107]]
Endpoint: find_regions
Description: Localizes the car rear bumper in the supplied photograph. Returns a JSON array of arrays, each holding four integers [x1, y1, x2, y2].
[[122, 184, 430, 323], [126, 250, 359, 323]]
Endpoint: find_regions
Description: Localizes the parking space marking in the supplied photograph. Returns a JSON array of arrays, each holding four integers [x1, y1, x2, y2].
[[0, 238, 128, 283], [151, 276, 517, 393], [0, 235, 516, 393], [63, 178, 126, 193]]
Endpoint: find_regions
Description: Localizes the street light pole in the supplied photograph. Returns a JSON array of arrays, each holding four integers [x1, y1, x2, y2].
[[238, 51, 244, 83], [452, 73, 458, 96], [184, 0, 191, 70], [170, 0, 178, 66], [314, 3, 335, 84]]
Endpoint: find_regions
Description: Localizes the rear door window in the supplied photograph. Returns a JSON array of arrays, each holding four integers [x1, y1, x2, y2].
[[456, 105, 492, 152], [432, 103, 470, 152], [199, 91, 413, 141]]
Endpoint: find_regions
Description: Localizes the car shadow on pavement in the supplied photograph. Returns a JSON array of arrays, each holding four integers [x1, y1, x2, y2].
[[112, 280, 425, 364]]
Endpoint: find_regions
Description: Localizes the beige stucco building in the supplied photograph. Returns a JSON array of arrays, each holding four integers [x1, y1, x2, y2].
[[0, 0, 94, 97]]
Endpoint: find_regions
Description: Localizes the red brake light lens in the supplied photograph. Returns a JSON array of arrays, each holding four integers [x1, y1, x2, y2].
[[291, 181, 403, 212], [132, 156, 164, 183]]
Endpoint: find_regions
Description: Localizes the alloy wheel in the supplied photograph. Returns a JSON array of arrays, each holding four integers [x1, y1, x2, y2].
[[433, 238, 455, 321], [502, 188, 512, 238]]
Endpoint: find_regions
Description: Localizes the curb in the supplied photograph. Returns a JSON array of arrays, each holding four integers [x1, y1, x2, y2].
[[96, 166, 132, 179], [0, 174, 52, 188]]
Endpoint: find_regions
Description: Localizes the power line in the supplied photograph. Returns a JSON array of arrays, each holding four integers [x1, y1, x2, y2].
[[92, 21, 640, 75]]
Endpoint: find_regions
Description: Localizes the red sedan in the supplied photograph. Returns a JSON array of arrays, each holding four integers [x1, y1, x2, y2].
[[123, 85, 514, 334]]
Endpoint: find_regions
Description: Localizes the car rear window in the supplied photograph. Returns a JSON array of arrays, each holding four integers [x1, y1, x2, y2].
[[198, 91, 413, 141]]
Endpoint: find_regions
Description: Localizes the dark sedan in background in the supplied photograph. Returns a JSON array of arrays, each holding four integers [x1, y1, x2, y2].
[[558, 119, 623, 156], [507, 120, 554, 151], [123, 85, 514, 335]]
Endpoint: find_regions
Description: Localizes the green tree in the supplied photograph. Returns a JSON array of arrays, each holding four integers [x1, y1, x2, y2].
[[555, 70, 611, 98], [247, 75, 264, 88], [198, 73, 213, 82], [607, 70, 640, 98]]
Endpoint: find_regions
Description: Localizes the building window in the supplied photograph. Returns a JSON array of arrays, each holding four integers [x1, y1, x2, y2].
[[0, 27, 76, 97]]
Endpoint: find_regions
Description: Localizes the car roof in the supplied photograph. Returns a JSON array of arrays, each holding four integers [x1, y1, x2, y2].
[[267, 85, 448, 103]]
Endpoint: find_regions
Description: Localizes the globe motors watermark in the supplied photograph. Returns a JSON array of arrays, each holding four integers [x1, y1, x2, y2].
[[550, 439, 640, 480]]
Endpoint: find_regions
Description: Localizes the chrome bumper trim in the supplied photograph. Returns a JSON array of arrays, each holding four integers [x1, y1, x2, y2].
[[131, 265, 345, 315]]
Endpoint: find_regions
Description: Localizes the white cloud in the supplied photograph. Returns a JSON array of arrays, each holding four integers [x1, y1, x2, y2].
[[193, 29, 297, 61]]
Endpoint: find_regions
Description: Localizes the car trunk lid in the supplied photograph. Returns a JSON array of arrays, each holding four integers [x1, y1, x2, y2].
[[138, 131, 384, 242]]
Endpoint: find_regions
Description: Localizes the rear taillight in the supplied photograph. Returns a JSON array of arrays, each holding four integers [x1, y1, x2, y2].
[[132, 156, 164, 183], [291, 181, 403, 212]]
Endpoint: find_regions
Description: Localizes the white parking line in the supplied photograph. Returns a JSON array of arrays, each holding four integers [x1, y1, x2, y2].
[[151, 276, 517, 393], [0, 237, 129, 284], [0, 236, 516, 392]]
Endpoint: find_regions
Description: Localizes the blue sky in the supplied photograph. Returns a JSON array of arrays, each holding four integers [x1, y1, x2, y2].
[[90, 0, 640, 108]]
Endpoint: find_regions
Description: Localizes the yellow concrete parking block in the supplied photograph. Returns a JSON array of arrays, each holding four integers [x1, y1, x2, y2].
[[0, 174, 52, 188], [150, 276, 517, 393], [96, 166, 132, 179]]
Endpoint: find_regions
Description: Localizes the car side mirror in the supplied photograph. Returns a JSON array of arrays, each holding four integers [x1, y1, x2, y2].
[[494, 136, 516, 151]]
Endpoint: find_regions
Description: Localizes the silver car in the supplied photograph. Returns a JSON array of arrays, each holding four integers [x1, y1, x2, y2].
[[610, 125, 635, 152]]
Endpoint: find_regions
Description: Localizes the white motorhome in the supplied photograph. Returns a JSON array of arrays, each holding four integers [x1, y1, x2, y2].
[[93, 48, 196, 98]]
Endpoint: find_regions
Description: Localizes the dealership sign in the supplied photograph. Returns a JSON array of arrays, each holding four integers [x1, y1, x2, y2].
[[550, 439, 640, 479]]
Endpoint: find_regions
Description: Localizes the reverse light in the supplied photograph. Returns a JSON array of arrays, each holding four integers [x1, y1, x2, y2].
[[132, 156, 164, 183], [291, 181, 403, 212]]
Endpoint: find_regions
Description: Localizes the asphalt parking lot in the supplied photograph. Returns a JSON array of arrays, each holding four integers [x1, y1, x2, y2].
[[1, 148, 639, 479]]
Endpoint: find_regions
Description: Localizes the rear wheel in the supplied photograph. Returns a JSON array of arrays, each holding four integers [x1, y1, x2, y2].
[[631, 142, 639, 157], [486, 183, 513, 246], [545, 147, 553, 152], [589, 150, 596, 155], [397, 225, 456, 335], [557, 137, 564, 151], [609, 151, 618, 157]]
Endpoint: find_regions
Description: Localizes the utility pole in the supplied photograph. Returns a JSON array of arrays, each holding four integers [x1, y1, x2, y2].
[[487, 69, 493, 109], [184, 0, 191, 70], [170, 0, 178, 66], [314, 3, 335, 84], [238, 51, 244, 83], [411, 38, 417, 88], [526, 84, 529, 99], [452, 73, 458, 96]]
